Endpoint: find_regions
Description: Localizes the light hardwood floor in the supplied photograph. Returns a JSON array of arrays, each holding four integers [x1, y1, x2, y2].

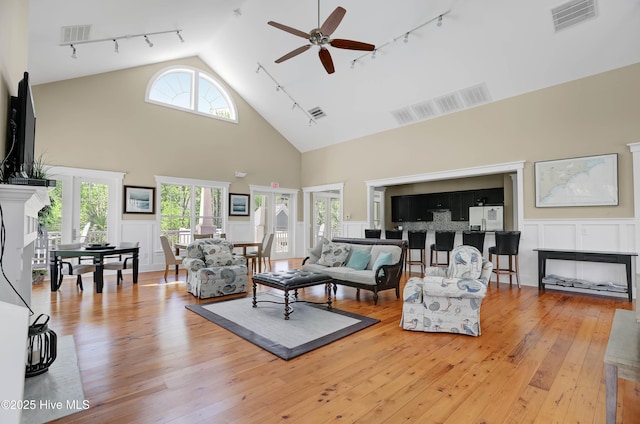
[[31, 259, 640, 423]]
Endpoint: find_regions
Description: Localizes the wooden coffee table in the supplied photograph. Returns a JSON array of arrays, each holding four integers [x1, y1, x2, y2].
[[251, 270, 334, 320]]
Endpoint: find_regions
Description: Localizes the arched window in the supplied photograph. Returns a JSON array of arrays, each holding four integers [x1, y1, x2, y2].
[[146, 66, 237, 122]]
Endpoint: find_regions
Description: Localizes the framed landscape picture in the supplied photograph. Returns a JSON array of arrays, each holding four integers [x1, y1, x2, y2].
[[229, 193, 250, 216], [124, 185, 155, 214], [534, 153, 618, 207]]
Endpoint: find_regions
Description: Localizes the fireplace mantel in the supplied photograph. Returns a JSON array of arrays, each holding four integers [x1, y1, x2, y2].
[[0, 184, 50, 306]]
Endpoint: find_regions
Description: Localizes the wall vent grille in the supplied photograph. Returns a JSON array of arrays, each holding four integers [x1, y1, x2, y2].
[[434, 92, 463, 114], [411, 100, 438, 120], [391, 107, 416, 125], [459, 83, 492, 108], [552, 0, 597, 32], [60, 25, 92, 44], [308, 107, 326, 119]]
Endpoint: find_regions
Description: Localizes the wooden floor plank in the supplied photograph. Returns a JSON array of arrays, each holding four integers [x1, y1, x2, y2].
[[29, 260, 640, 424]]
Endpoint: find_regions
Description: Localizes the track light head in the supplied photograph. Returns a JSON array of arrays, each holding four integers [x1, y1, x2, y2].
[[113, 39, 119, 53], [371, 49, 377, 59], [176, 31, 184, 43], [438, 15, 443, 26], [351, 60, 356, 69], [144, 35, 153, 47], [403, 33, 409, 43], [70, 44, 77, 59]]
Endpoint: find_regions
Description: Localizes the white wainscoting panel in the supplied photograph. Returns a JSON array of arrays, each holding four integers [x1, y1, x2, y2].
[[522, 219, 637, 299]]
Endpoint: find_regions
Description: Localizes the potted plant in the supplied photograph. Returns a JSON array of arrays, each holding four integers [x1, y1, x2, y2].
[[32, 268, 47, 285]]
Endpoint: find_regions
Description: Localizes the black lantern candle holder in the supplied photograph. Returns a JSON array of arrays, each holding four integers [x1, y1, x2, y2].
[[26, 314, 57, 377]]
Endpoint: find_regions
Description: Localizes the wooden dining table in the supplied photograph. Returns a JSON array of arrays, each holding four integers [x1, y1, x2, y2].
[[175, 240, 262, 273], [49, 245, 139, 293]]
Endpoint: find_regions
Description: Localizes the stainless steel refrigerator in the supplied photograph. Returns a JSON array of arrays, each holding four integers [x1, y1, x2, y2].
[[469, 206, 504, 231]]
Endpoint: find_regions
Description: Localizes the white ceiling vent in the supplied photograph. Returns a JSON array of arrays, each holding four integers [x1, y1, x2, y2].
[[60, 25, 92, 44], [308, 107, 326, 119], [411, 100, 438, 120], [552, 0, 597, 32], [459, 83, 492, 108], [391, 107, 416, 125], [434, 92, 463, 115]]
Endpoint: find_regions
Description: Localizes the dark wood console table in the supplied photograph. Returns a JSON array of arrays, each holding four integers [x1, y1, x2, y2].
[[533, 248, 637, 302]]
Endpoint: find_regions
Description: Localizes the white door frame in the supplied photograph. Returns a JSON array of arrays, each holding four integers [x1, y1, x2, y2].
[[249, 185, 298, 259]]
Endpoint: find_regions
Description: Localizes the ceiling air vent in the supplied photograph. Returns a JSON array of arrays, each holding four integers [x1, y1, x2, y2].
[[391, 107, 416, 125], [411, 100, 438, 120], [60, 25, 92, 44], [434, 92, 463, 115], [308, 107, 326, 119], [552, 0, 597, 32], [459, 83, 492, 108]]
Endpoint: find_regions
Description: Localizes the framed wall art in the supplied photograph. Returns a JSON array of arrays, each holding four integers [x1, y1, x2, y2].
[[229, 193, 250, 216], [534, 153, 618, 207], [123, 185, 155, 214]]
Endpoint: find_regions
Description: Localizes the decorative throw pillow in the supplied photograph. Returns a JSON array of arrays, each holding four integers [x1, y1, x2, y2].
[[346, 249, 371, 270], [372, 252, 393, 275], [308, 237, 328, 263], [318, 241, 351, 266]]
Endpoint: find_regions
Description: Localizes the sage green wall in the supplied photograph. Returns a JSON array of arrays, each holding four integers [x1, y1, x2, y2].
[[301, 64, 640, 222], [0, 0, 29, 159], [32, 57, 301, 220]]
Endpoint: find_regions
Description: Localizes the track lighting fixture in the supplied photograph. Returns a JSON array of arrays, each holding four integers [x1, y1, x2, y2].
[[351, 9, 451, 69], [60, 29, 182, 56], [256, 62, 317, 127]]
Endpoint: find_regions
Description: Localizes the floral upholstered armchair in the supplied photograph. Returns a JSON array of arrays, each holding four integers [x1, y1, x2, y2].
[[183, 238, 248, 299], [401, 245, 492, 337]]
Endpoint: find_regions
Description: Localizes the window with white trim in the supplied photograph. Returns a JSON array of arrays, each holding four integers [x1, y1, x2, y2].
[[146, 66, 237, 122], [156, 176, 229, 246]]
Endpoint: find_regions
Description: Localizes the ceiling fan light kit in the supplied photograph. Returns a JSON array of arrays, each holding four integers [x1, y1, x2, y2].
[[268, 4, 375, 74]]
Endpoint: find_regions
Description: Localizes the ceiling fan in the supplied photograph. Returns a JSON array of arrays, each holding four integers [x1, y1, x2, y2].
[[267, 2, 375, 74]]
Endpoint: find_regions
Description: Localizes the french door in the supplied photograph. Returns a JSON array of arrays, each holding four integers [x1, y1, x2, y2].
[[250, 187, 297, 259], [47, 167, 123, 246], [313, 190, 342, 244]]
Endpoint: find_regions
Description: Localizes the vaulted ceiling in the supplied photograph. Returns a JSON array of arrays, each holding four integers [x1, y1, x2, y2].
[[28, 0, 640, 152]]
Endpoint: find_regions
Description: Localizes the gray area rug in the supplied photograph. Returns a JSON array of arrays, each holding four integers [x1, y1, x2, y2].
[[186, 292, 379, 360], [22, 335, 86, 424]]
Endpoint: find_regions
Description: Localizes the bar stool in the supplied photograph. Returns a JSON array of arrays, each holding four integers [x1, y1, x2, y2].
[[364, 229, 381, 238], [462, 231, 486, 255], [385, 229, 403, 240], [429, 230, 456, 267], [407, 230, 427, 276], [488, 231, 521, 287]]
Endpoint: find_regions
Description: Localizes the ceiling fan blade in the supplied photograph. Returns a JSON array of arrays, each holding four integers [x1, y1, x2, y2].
[[318, 48, 335, 74], [320, 7, 346, 36], [275, 45, 311, 63], [330, 39, 375, 51], [267, 21, 310, 39]]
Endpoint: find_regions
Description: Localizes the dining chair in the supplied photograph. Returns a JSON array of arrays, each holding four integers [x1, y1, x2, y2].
[[245, 233, 274, 274], [57, 242, 96, 290], [385, 229, 403, 240], [103, 241, 139, 285], [160, 236, 185, 282]]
